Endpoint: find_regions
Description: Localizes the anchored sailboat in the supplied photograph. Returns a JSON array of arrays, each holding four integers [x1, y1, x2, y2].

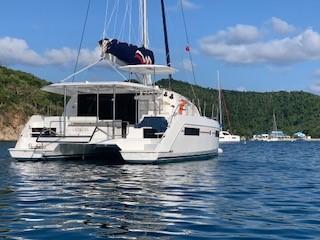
[[252, 110, 293, 141], [9, 0, 220, 163], [267, 111, 292, 141], [216, 71, 240, 143]]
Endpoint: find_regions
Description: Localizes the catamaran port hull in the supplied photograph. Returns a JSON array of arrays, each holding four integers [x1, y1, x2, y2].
[[9, 144, 125, 164], [121, 150, 218, 164]]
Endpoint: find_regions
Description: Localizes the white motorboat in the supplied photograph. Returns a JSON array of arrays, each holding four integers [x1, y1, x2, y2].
[[9, 1, 220, 163], [219, 130, 241, 143]]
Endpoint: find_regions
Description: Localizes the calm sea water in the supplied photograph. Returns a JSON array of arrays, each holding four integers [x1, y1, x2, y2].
[[0, 141, 320, 239]]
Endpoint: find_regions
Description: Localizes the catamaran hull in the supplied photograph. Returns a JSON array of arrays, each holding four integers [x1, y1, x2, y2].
[[9, 149, 218, 164], [9, 148, 45, 160], [121, 150, 218, 164]]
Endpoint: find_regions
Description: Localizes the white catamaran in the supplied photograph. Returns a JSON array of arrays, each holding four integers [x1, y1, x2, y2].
[[9, 0, 220, 163]]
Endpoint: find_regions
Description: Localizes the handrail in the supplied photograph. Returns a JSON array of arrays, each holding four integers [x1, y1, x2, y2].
[[168, 106, 179, 127], [36, 119, 130, 143], [36, 128, 94, 143]]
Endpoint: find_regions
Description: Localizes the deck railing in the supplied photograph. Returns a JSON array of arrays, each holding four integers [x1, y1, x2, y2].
[[35, 118, 129, 143]]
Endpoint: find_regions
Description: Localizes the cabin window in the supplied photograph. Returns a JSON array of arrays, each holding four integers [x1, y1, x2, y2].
[[77, 94, 97, 117], [77, 93, 136, 124], [98, 94, 113, 120], [215, 131, 219, 137], [184, 127, 200, 136]]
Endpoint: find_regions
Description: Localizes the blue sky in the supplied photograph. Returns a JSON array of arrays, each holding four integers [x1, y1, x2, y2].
[[2, 0, 320, 93]]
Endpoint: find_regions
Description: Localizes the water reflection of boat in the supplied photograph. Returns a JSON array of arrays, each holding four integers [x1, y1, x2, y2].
[[9, 157, 219, 237]]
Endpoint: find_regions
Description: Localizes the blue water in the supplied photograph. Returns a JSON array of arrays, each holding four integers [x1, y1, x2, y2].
[[1, 141, 320, 239]]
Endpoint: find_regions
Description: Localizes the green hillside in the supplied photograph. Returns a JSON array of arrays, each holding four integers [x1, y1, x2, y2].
[[1, 65, 320, 139], [157, 79, 320, 138], [0, 66, 63, 139]]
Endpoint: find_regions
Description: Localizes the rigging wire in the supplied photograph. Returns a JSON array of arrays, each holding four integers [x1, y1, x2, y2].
[[63, 0, 130, 84], [128, 0, 132, 43], [139, 0, 143, 45], [99, 0, 134, 81], [130, 1, 139, 44], [61, 57, 127, 83], [105, 0, 119, 37], [102, 0, 109, 40], [118, 0, 130, 40], [63, 58, 104, 82], [72, 0, 91, 82], [112, 0, 120, 37], [179, 0, 199, 109]]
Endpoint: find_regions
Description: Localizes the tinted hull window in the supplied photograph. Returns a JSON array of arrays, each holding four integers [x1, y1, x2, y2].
[[184, 127, 200, 136]]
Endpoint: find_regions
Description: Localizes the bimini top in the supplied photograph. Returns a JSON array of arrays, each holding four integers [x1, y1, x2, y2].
[[119, 64, 176, 75], [42, 81, 160, 96]]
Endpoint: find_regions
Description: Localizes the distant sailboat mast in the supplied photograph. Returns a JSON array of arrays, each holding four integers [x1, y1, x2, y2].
[[273, 110, 278, 132], [217, 70, 223, 129]]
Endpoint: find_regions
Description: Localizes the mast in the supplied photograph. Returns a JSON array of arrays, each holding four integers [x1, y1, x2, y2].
[[142, 0, 148, 48], [160, 0, 172, 89], [273, 110, 278, 132], [63, 87, 67, 136], [217, 70, 223, 128], [140, 0, 152, 85]]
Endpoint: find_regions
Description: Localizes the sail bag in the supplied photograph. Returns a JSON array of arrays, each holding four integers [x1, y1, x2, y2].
[[99, 38, 155, 65]]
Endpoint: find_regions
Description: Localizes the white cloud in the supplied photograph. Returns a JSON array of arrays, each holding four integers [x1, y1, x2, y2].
[[0, 36, 101, 67], [200, 27, 320, 65], [181, 0, 200, 10], [44, 47, 76, 65], [270, 17, 296, 34], [0, 37, 45, 66], [203, 24, 261, 45], [44, 47, 101, 66]]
